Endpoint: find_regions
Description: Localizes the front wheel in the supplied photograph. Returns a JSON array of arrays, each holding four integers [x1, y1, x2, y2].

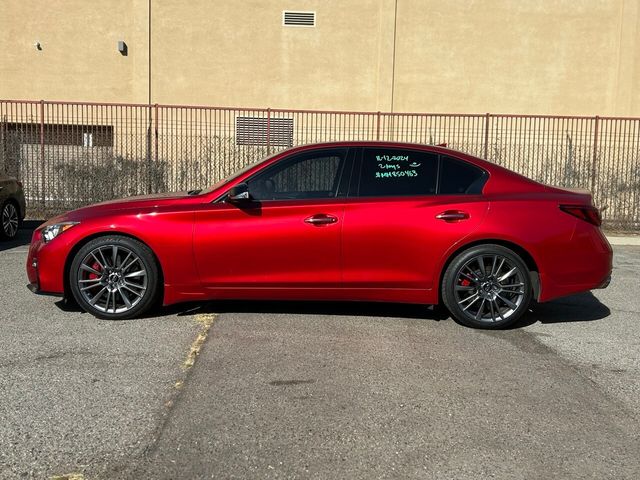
[[441, 244, 533, 329], [69, 235, 160, 319]]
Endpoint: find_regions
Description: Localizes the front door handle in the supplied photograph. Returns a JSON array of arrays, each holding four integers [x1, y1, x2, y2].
[[436, 210, 469, 222], [304, 214, 338, 226]]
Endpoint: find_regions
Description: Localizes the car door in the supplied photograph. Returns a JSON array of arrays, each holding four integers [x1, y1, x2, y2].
[[193, 147, 352, 291], [341, 147, 489, 299]]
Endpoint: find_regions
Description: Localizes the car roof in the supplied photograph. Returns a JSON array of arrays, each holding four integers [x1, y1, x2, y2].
[[283, 140, 493, 168], [281, 141, 547, 194]]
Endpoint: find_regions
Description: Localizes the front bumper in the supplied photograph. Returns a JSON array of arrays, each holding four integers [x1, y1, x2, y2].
[[26, 229, 67, 296]]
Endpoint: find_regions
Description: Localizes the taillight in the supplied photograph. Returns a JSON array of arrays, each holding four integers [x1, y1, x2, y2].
[[560, 204, 602, 226]]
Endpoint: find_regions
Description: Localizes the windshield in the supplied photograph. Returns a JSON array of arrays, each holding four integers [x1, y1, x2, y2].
[[199, 151, 281, 195]]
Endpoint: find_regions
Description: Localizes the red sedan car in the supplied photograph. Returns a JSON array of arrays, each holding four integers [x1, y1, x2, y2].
[[26, 142, 612, 329]]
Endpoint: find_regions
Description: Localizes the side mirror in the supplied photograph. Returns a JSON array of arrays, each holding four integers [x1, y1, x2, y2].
[[226, 182, 251, 203]]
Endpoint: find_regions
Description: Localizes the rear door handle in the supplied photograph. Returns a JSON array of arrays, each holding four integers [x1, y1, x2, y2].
[[436, 210, 469, 222], [304, 214, 338, 226]]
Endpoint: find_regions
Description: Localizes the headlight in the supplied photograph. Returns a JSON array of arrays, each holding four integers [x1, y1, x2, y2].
[[41, 222, 79, 242]]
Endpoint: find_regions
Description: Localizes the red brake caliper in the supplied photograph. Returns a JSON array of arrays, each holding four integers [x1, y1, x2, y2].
[[89, 262, 101, 280]]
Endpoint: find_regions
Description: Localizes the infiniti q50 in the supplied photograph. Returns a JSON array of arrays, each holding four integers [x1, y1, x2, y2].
[[26, 142, 612, 329]]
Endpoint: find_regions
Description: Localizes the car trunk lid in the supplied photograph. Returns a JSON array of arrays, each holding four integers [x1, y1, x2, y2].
[[544, 185, 594, 205]]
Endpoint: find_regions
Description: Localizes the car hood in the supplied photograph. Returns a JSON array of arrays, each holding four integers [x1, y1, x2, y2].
[[42, 191, 196, 226], [89, 191, 193, 207]]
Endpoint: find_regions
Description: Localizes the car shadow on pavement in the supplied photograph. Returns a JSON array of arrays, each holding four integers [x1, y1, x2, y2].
[[513, 291, 610, 328], [171, 300, 447, 321], [164, 291, 610, 327], [165, 292, 611, 328], [0, 220, 42, 252], [54, 299, 448, 322], [53, 287, 611, 328]]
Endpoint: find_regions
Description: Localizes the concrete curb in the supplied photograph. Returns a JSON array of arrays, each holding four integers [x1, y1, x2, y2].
[[606, 235, 640, 246]]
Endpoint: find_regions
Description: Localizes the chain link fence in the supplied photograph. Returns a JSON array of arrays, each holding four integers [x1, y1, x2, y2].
[[1, 100, 638, 230]]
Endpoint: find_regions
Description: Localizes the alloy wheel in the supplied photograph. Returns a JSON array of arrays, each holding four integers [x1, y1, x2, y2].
[[77, 244, 148, 314], [453, 254, 526, 324], [2, 203, 19, 238]]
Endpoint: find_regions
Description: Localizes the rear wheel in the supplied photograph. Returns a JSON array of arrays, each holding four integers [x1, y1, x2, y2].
[[69, 235, 160, 319], [1, 200, 19, 240], [441, 244, 532, 329]]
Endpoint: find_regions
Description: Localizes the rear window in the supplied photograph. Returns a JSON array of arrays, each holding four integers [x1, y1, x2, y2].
[[358, 148, 438, 197], [438, 156, 487, 195]]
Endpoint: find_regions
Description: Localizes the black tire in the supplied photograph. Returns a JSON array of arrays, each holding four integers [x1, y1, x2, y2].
[[69, 235, 160, 320], [441, 244, 532, 329], [0, 199, 20, 240]]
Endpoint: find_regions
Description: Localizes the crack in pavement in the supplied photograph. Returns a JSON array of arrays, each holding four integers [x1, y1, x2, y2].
[[109, 313, 218, 479]]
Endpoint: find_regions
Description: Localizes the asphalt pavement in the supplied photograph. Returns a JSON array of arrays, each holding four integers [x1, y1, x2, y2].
[[0, 227, 203, 479], [0, 225, 638, 479]]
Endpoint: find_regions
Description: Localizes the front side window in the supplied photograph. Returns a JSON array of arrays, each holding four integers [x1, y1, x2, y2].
[[358, 148, 438, 197], [246, 149, 347, 201]]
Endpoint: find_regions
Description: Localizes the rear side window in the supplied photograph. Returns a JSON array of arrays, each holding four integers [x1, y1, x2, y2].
[[438, 156, 487, 195], [358, 148, 438, 197]]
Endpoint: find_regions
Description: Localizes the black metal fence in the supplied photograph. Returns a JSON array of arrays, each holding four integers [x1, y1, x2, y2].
[[1, 100, 638, 230]]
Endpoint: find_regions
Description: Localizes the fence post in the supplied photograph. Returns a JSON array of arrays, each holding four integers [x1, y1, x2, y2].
[[376, 111, 381, 140], [483, 112, 490, 160], [266, 108, 271, 155], [145, 104, 152, 194], [39, 100, 45, 208], [591, 116, 599, 195], [154, 103, 159, 164]]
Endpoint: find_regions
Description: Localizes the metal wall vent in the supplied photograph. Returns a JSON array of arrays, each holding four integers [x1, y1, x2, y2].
[[282, 11, 316, 27], [236, 116, 294, 147]]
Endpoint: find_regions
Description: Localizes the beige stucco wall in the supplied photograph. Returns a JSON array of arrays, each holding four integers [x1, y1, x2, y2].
[[393, 0, 640, 115], [0, 0, 149, 103], [151, 0, 397, 111], [1, 0, 638, 115]]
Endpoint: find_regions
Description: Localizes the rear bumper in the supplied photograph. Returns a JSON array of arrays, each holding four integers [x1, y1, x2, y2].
[[17, 190, 26, 221], [27, 282, 63, 297], [596, 274, 611, 289], [538, 224, 613, 302]]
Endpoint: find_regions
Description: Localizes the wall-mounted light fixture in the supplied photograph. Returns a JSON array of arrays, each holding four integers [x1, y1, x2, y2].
[[118, 41, 128, 56]]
